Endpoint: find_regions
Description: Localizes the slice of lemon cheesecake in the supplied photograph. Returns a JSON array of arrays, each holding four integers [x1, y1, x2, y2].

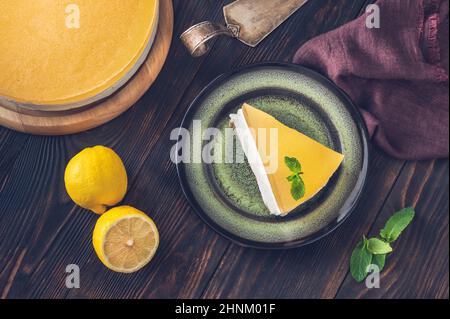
[[230, 103, 344, 216]]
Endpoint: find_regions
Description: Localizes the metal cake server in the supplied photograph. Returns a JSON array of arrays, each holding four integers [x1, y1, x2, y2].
[[181, 0, 309, 57]]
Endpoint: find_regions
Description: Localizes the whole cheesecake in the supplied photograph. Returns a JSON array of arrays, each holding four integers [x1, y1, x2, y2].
[[0, 0, 159, 111]]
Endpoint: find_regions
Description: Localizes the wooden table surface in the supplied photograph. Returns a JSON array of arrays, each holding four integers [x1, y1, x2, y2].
[[0, 0, 448, 299]]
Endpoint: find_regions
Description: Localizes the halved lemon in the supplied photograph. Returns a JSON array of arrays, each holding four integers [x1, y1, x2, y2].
[[93, 206, 159, 273]]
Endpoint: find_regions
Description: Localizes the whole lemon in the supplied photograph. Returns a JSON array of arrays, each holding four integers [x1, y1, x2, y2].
[[64, 146, 128, 214]]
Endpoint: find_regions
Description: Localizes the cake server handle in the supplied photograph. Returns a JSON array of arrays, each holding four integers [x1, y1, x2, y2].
[[180, 21, 239, 57]]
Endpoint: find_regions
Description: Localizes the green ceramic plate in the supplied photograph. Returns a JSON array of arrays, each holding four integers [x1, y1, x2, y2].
[[177, 63, 369, 249]]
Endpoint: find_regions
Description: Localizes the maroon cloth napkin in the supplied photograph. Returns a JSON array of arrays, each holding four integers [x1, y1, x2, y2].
[[293, 0, 449, 160]]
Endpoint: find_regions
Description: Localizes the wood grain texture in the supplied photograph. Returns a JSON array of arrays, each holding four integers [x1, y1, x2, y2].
[[0, 0, 448, 299], [336, 160, 449, 299], [0, 0, 173, 136]]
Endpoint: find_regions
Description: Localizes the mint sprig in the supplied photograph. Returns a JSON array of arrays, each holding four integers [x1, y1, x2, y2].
[[285, 156, 305, 201], [350, 237, 373, 282], [380, 207, 415, 243], [350, 207, 415, 282], [367, 238, 393, 255], [372, 254, 386, 271]]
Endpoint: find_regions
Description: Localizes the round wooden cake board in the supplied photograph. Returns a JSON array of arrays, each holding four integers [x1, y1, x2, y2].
[[0, 0, 173, 136]]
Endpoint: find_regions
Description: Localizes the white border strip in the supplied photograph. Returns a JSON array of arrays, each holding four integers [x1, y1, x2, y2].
[[230, 109, 282, 216]]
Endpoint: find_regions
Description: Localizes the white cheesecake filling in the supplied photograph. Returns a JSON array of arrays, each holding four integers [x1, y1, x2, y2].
[[230, 109, 282, 216]]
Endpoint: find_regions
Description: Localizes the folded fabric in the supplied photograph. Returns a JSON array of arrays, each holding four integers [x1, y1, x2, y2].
[[293, 0, 449, 160]]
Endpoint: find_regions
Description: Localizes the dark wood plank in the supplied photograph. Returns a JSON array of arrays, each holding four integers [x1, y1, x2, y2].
[[0, 127, 29, 190], [336, 159, 449, 299], [0, 137, 75, 299], [0, 0, 446, 300]]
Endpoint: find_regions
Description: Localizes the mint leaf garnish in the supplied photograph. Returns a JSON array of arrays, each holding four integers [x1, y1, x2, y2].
[[373, 254, 386, 271], [350, 237, 373, 282], [290, 176, 305, 200], [285, 156, 302, 173], [349, 207, 415, 283], [367, 238, 392, 255], [380, 207, 415, 243], [287, 175, 296, 182], [285, 156, 305, 201]]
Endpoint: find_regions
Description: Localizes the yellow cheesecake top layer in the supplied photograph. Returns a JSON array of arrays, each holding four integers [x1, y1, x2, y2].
[[241, 103, 344, 215], [0, 0, 158, 106]]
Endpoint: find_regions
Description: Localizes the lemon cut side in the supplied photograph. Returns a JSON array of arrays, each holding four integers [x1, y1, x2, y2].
[[93, 206, 159, 273]]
